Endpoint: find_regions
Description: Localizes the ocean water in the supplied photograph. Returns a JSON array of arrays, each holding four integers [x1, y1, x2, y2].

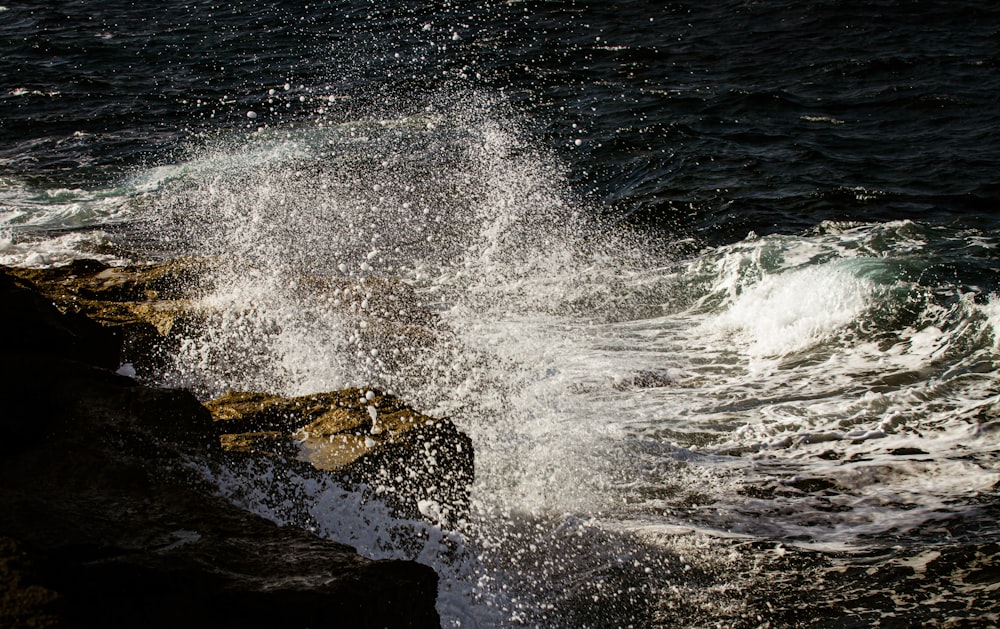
[[3, 1, 1000, 626]]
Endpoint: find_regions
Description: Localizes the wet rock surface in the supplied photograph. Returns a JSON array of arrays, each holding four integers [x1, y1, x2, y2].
[[5, 259, 449, 384], [208, 389, 474, 525], [6, 258, 209, 379], [0, 265, 445, 627]]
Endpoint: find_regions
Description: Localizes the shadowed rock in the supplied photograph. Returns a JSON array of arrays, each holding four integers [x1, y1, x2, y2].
[[4, 258, 208, 378], [0, 266, 442, 628]]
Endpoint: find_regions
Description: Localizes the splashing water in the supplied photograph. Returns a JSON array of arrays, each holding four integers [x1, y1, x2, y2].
[[16, 96, 997, 626]]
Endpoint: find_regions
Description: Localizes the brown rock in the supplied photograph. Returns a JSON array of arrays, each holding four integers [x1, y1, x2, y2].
[[208, 389, 474, 525], [0, 266, 443, 628], [4, 259, 450, 382]]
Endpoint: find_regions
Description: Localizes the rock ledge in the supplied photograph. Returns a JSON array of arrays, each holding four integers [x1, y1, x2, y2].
[[0, 264, 447, 628]]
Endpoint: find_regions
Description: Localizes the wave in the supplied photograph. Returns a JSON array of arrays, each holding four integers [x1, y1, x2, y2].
[[5, 101, 999, 625], [100, 108, 995, 535]]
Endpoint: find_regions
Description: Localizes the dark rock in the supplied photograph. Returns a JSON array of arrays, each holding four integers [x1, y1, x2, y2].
[[0, 266, 442, 628], [0, 536, 62, 628], [612, 369, 675, 391], [0, 267, 119, 369], [889, 447, 929, 456]]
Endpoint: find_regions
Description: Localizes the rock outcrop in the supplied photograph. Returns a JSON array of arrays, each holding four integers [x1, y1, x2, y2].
[[207, 389, 474, 525], [4, 258, 448, 381], [0, 266, 446, 627], [5, 259, 475, 524], [6, 258, 208, 379]]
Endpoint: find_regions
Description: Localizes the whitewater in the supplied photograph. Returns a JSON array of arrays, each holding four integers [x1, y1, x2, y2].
[[3, 96, 999, 625]]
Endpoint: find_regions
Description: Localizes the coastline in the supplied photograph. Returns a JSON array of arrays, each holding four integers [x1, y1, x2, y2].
[[0, 261, 465, 627]]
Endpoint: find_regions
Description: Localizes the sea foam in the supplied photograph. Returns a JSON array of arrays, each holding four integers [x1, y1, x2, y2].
[[114, 100, 1000, 626]]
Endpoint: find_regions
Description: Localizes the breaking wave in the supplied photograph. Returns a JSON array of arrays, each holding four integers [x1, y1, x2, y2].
[[8, 98, 1000, 626]]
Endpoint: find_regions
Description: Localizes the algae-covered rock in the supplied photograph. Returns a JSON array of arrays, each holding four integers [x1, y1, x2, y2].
[[208, 388, 474, 525]]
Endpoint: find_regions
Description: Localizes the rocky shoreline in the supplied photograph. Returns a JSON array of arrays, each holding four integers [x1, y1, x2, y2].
[[0, 261, 472, 627]]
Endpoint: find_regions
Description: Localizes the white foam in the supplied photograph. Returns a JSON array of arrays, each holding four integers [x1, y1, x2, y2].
[[122, 104, 1000, 624], [711, 262, 876, 359], [0, 176, 161, 267], [148, 138, 1000, 547], [800, 114, 845, 124], [8, 87, 59, 97], [0, 230, 121, 268]]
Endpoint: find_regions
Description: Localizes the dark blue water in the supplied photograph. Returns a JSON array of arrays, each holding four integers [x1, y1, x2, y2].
[[5, 1, 998, 235], [3, 1, 1000, 626]]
